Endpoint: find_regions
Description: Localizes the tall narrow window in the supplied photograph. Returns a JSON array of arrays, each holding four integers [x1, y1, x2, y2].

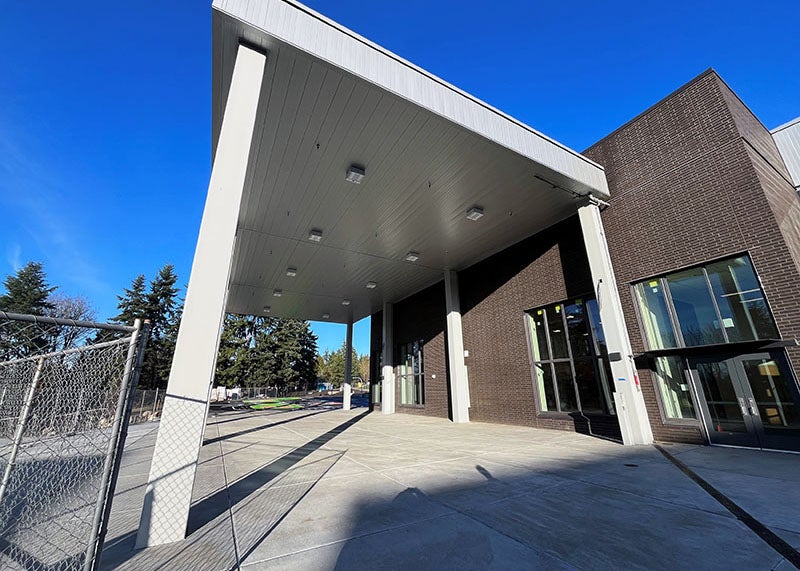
[[398, 341, 424, 405], [526, 298, 615, 415], [653, 356, 696, 420]]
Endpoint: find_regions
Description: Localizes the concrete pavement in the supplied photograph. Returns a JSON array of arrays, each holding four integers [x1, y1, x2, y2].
[[100, 407, 800, 570]]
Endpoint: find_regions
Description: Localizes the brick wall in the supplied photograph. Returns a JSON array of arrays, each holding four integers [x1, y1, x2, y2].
[[458, 216, 602, 434], [369, 69, 800, 446], [584, 70, 800, 443], [392, 282, 450, 419]]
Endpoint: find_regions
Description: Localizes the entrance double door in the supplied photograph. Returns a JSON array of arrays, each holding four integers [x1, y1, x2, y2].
[[688, 352, 800, 451]]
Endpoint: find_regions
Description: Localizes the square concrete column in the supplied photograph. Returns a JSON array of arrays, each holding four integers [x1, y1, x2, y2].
[[444, 270, 470, 423], [578, 197, 653, 445], [342, 320, 353, 410], [136, 44, 266, 547], [381, 302, 396, 414]]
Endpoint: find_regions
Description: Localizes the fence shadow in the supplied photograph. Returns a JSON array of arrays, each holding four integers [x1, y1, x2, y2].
[[188, 411, 369, 534]]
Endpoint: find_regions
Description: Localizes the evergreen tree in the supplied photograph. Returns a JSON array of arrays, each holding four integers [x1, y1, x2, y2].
[[143, 265, 181, 386], [215, 314, 262, 387], [214, 315, 318, 392], [111, 274, 148, 327], [316, 341, 357, 387], [0, 262, 56, 315], [0, 262, 57, 359], [110, 265, 182, 388]]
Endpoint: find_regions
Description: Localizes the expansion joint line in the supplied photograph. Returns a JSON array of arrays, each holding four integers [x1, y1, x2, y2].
[[655, 445, 800, 568]]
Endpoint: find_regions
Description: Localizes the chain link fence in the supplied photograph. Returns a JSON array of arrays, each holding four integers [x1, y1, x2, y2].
[[128, 388, 164, 424], [0, 311, 148, 571]]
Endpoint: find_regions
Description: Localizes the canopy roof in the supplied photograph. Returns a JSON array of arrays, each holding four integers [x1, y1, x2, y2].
[[211, 0, 609, 323]]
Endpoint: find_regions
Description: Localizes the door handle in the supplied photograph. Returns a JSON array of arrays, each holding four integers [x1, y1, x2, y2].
[[737, 397, 748, 416], [747, 397, 759, 417]]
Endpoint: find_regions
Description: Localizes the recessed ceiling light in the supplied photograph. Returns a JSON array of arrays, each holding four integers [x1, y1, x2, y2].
[[286, 267, 297, 277], [341, 299, 351, 306], [273, 289, 282, 297], [366, 281, 377, 289], [405, 251, 420, 262], [345, 164, 365, 184], [263, 305, 271, 313], [308, 229, 323, 242], [322, 313, 330, 319], [466, 206, 484, 221]]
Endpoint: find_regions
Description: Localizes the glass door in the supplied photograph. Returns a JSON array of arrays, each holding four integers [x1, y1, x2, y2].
[[689, 356, 761, 448], [736, 353, 800, 451], [688, 352, 800, 451]]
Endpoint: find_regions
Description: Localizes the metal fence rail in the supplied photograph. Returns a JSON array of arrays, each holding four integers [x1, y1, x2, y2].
[[0, 312, 148, 571]]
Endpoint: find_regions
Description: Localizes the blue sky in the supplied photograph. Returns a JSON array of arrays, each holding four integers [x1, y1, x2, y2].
[[1, 0, 798, 354]]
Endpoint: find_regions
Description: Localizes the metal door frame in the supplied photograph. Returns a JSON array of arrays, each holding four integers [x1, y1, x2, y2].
[[688, 351, 800, 452]]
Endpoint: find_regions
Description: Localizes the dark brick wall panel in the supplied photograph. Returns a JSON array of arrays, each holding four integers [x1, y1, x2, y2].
[[459, 216, 599, 433], [584, 70, 800, 443], [370, 69, 800, 446], [392, 282, 450, 419]]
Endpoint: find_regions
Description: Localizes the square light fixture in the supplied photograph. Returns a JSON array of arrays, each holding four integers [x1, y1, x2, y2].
[[366, 281, 377, 289], [263, 305, 271, 313], [466, 206, 484, 221], [345, 164, 365, 184], [405, 251, 420, 262], [273, 289, 282, 297], [286, 267, 297, 277], [322, 313, 330, 319], [308, 229, 323, 242]]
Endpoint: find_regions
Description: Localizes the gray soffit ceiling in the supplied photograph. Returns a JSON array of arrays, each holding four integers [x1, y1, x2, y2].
[[211, 0, 609, 323]]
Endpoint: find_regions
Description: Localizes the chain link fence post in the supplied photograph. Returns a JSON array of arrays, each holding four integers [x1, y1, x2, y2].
[[84, 319, 149, 571], [0, 356, 44, 507]]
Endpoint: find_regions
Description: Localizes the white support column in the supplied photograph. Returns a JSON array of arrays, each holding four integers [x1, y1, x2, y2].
[[444, 271, 470, 423], [136, 44, 266, 547], [578, 197, 654, 445], [342, 321, 353, 411], [381, 302, 395, 414]]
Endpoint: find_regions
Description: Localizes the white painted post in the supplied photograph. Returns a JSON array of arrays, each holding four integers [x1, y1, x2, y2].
[[578, 197, 654, 445], [381, 302, 396, 414], [343, 321, 353, 411], [444, 270, 470, 423], [136, 44, 267, 547]]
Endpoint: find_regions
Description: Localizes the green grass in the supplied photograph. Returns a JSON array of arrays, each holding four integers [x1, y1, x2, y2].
[[245, 396, 303, 411]]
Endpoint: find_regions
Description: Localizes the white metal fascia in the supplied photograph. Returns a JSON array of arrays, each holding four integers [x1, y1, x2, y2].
[[212, 0, 609, 197]]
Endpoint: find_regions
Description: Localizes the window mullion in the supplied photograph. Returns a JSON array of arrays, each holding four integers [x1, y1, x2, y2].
[[542, 309, 561, 412], [561, 307, 582, 412], [661, 277, 686, 348], [703, 267, 729, 344]]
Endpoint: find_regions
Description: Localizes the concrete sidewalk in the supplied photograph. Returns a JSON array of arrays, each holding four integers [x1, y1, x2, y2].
[[100, 409, 800, 570]]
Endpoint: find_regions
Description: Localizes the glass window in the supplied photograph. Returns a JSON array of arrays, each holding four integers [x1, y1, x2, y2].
[[526, 298, 615, 415], [534, 362, 557, 412], [554, 362, 578, 412], [634, 255, 779, 350], [653, 356, 696, 420], [565, 300, 592, 357], [667, 267, 725, 346], [529, 311, 549, 361], [398, 341, 424, 406], [634, 280, 677, 349], [705, 257, 779, 342], [547, 305, 569, 359], [573, 359, 604, 413]]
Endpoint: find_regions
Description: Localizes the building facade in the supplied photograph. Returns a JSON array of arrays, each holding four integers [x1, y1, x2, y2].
[[370, 70, 800, 453]]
